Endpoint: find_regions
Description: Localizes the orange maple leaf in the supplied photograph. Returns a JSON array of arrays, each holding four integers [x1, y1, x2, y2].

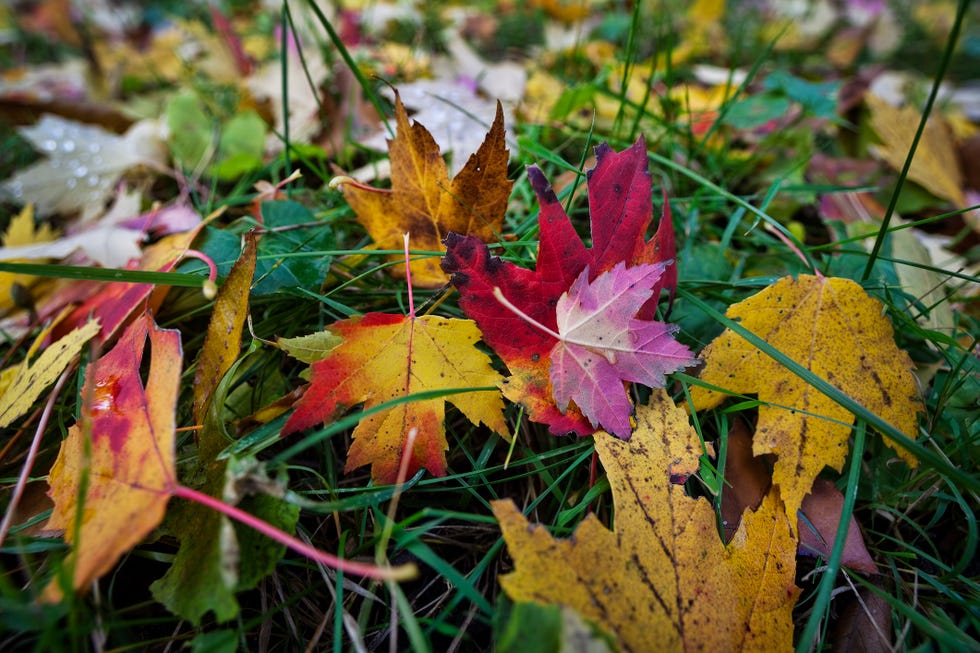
[[43, 312, 181, 602], [283, 313, 509, 484], [495, 390, 799, 651], [340, 91, 511, 287], [689, 274, 922, 529]]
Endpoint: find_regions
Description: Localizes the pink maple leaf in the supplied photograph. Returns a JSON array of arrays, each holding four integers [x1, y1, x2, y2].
[[495, 261, 695, 438]]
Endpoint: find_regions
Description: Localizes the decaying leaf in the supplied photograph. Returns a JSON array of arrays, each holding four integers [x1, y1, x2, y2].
[[443, 138, 679, 436], [0, 317, 100, 429], [283, 313, 509, 484], [690, 274, 922, 528], [342, 92, 511, 287], [495, 390, 799, 652], [866, 94, 965, 206], [43, 312, 181, 601]]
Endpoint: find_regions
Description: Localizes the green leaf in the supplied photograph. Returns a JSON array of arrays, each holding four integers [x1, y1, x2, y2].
[[722, 93, 791, 129], [763, 70, 840, 121], [166, 91, 213, 172], [212, 110, 267, 181]]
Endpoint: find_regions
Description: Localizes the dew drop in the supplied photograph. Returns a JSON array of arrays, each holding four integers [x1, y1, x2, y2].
[[42, 139, 58, 152], [88, 142, 101, 153], [62, 140, 76, 153], [66, 177, 77, 189], [74, 165, 88, 177], [86, 174, 100, 187]]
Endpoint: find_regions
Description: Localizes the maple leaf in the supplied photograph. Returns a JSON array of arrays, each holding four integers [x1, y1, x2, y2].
[[442, 137, 680, 436], [43, 312, 181, 601], [340, 91, 511, 287], [494, 390, 799, 652], [283, 313, 509, 484], [499, 262, 695, 437], [689, 274, 922, 529]]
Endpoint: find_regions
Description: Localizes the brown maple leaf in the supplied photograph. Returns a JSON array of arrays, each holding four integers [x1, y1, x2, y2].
[[339, 91, 511, 287]]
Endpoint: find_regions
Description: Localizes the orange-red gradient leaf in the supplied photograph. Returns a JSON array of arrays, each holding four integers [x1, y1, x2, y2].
[[283, 313, 508, 484], [43, 312, 182, 601]]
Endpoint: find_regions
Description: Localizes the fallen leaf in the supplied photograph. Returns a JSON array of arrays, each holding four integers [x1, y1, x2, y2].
[[0, 115, 168, 219], [0, 317, 100, 429], [53, 221, 208, 345], [494, 390, 799, 652], [830, 581, 893, 653], [542, 262, 694, 437], [720, 417, 771, 542], [283, 312, 509, 484], [800, 478, 878, 575], [278, 330, 342, 364], [689, 274, 922, 529], [442, 138, 680, 436], [0, 204, 57, 314], [192, 232, 256, 429], [43, 312, 181, 601], [342, 92, 511, 287], [866, 94, 965, 206], [150, 238, 300, 624]]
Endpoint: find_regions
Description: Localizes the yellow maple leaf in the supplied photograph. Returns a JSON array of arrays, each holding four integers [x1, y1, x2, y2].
[[43, 313, 181, 601], [494, 390, 799, 652], [866, 94, 965, 206], [689, 274, 922, 528], [340, 92, 511, 288], [0, 316, 99, 429], [0, 204, 57, 313], [283, 313, 509, 484]]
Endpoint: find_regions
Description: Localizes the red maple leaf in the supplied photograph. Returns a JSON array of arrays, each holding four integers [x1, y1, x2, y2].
[[441, 137, 679, 436]]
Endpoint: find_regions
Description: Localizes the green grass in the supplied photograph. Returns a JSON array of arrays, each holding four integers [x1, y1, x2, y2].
[[1, 0, 979, 651]]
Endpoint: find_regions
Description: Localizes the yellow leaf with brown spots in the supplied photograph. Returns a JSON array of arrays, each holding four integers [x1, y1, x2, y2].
[[689, 274, 922, 529], [340, 91, 511, 287], [494, 390, 799, 652]]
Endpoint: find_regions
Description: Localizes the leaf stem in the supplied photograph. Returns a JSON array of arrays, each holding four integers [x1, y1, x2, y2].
[[491, 287, 561, 340], [171, 484, 417, 582]]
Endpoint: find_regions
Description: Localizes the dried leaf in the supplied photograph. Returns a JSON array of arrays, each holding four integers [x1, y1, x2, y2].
[[193, 232, 256, 429], [283, 313, 508, 484], [800, 478, 878, 575], [867, 94, 965, 205], [343, 92, 511, 287], [690, 274, 922, 528], [495, 390, 799, 652], [43, 313, 181, 601], [0, 318, 100, 429]]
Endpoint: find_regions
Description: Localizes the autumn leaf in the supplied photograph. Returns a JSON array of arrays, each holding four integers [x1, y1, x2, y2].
[[43, 312, 181, 601], [494, 390, 799, 652], [442, 137, 680, 436], [340, 91, 511, 287], [498, 261, 694, 437], [866, 94, 965, 206], [0, 316, 100, 429], [0, 204, 57, 314], [53, 221, 208, 345], [689, 274, 922, 529], [150, 232, 295, 625], [283, 312, 509, 484]]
